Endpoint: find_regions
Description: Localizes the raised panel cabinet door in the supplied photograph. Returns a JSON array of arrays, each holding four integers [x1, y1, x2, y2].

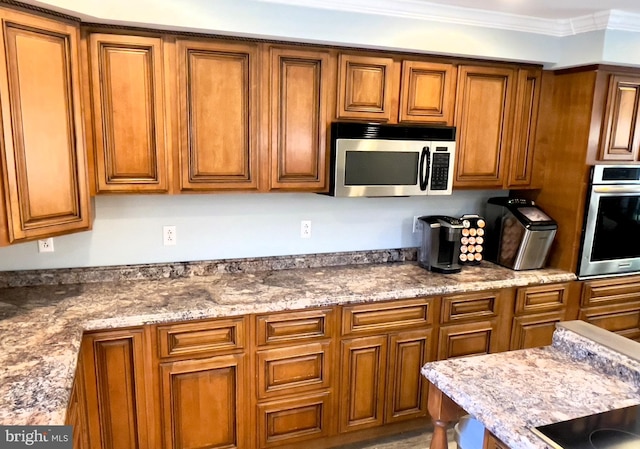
[[454, 65, 516, 188], [506, 67, 542, 188], [339, 335, 387, 433], [160, 354, 248, 449], [599, 74, 640, 161], [510, 311, 566, 350], [385, 329, 432, 423], [337, 54, 394, 121], [82, 329, 149, 449], [399, 61, 456, 124], [269, 47, 330, 190], [580, 302, 640, 342], [66, 352, 90, 449], [88, 33, 168, 192], [0, 8, 90, 243], [177, 39, 258, 191]]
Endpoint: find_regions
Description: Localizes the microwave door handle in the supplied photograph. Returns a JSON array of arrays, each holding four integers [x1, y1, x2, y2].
[[419, 146, 430, 191]]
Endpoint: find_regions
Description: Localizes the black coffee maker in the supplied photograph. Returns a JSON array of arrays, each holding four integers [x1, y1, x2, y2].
[[418, 215, 464, 273]]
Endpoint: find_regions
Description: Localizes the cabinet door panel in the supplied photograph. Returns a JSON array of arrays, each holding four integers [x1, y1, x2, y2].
[[82, 329, 148, 449], [0, 9, 90, 241], [507, 68, 541, 187], [438, 322, 499, 360], [88, 33, 168, 192], [515, 283, 569, 315], [177, 39, 258, 190], [399, 61, 455, 124], [160, 354, 247, 449], [454, 65, 515, 188], [599, 75, 640, 161], [256, 308, 335, 346], [386, 329, 432, 423], [337, 54, 394, 121], [339, 336, 387, 433], [269, 47, 329, 190], [580, 302, 640, 342]]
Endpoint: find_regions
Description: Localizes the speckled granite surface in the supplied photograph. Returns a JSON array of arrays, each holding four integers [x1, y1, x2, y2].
[[0, 257, 575, 426], [421, 322, 640, 449]]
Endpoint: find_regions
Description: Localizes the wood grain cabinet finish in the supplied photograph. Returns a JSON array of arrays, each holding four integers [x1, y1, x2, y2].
[[599, 74, 640, 161], [342, 297, 435, 336], [506, 67, 542, 188], [267, 47, 331, 190], [256, 308, 335, 346], [437, 321, 499, 360], [510, 311, 566, 350], [399, 61, 456, 125], [257, 392, 332, 448], [581, 274, 640, 308], [160, 354, 248, 449], [66, 352, 90, 449], [454, 65, 516, 188], [579, 302, 640, 342], [514, 283, 569, 315], [82, 328, 150, 449], [176, 38, 259, 191], [337, 54, 395, 121], [86, 33, 169, 192], [0, 7, 90, 244], [483, 431, 509, 449]]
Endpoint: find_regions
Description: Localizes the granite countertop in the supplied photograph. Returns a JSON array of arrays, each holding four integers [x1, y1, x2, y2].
[[421, 321, 640, 449], [0, 257, 575, 426]]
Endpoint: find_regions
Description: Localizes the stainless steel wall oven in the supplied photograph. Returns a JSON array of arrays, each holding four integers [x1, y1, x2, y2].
[[579, 165, 640, 278]]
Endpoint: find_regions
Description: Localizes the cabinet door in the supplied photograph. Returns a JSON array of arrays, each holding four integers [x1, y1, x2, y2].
[[454, 65, 515, 188], [160, 354, 247, 449], [506, 68, 542, 188], [385, 329, 432, 423], [580, 302, 640, 342], [82, 329, 149, 449], [599, 74, 640, 161], [0, 8, 90, 243], [87, 33, 169, 192], [176, 39, 258, 191], [337, 54, 395, 122], [510, 311, 566, 350], [399, 61, 456, 125], [339, 335, 387, 433], [268, 47, 330, 190]]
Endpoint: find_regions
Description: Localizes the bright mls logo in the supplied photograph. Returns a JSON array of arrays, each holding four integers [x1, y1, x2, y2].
[[0, 426, 72, 448]]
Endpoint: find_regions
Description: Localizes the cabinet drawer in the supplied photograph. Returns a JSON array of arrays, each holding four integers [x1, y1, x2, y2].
[[156, 317, 246, 359], [441, 291, 500, 323], [510, 311, 566, 350], [437, 321, 499, 360], [515, 283, 569, 315], [257, 342, 332, 399], [579, 302, 640, 341], [256, 308, 334, 346], [581, 275, 640, 307], [257, 392, 331, 448], [341, 297, 435, 336]]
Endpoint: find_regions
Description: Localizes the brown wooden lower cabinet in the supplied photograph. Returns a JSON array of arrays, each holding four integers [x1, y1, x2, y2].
[[579, 302, 640, 342], [159, 354, 248, 449], [66, 353, 90, 449], [437, 321, 499, 359], [510, 311, 565, 350], [483, 430, 508, 449]]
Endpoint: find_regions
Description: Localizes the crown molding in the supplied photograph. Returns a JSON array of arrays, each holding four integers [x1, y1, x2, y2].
[[256, 0, 640, 37]]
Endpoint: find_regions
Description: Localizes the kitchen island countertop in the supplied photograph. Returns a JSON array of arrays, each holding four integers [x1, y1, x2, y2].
[[421, 321, 640, 449], [0, 259, 575, 426]]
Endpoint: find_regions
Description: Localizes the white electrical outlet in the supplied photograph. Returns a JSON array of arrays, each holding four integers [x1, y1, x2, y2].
[[301, 220, 312, 238], [38, 238, 54, 253], [163, 226, 177, 246], [413, 216, 423, 233]]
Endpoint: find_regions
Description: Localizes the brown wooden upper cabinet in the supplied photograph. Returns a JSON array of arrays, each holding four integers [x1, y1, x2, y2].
[[266, 46, 332, 190], [0, 7, 91, 245], [399, 61, 456, 125], [598, 74, 640, 161], [85, 33, 170, 193], [454, 65, 516, 189], [176, 38, 259, 191], [337, 54, 395, 122]]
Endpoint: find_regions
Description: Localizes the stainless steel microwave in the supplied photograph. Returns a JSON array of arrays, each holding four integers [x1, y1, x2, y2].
[[578, 165, 640, 278], [327, 122, 456, 197]]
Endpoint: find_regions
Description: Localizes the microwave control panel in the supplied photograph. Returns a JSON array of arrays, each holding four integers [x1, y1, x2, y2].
[[430, 150, 451, 191]]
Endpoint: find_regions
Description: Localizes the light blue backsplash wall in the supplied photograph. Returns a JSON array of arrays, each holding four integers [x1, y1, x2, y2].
[[0, 190, 506, 271]]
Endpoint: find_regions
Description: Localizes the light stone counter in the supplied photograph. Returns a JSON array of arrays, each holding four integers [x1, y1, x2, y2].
[[421, 321, 640, 449], [0, 254, 575, 426]]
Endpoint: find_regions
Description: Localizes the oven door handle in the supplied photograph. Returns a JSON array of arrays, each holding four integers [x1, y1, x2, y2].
[[593, 185, 640, 193]]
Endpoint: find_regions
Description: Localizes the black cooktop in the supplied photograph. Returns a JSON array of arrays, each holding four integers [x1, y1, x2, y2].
[[532, 405, 640, 449]]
